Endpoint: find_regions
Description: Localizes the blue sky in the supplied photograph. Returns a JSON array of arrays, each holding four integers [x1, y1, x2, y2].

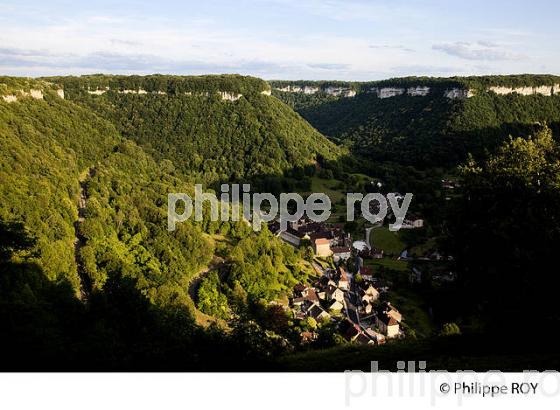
[[1, 0, 559, 80]]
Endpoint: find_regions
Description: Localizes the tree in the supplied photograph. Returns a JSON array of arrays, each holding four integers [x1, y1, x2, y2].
[[446, 126, 560, 329], [439, 323, 461, 336]]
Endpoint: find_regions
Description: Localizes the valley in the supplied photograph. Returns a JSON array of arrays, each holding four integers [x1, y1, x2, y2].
[[2, 73, 560, 371]]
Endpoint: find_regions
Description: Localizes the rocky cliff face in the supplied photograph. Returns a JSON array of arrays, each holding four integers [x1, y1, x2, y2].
[[407, 86, 430, 96], [1, 88, 58, 103], [444, 88, 475, 99], [271, 75, 560, 100], [375, 87, 405, 98], [84, 87, 270, 101], [274, 84, 356, 97], [488, 85, 560, 96]]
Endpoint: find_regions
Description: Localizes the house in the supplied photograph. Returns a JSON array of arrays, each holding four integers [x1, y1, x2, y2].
[[326, 285, 345, 303], [359, 266, 373, 276], [376, 313, 400, 338], [358, 266, 374, 281], [294, 311, 306, 320], [308, 304, 331, 322], [292, 288, 319, 307], [377, 302, 402, 323], [337, 267, 349, 290], [332, 246, 352, 261], [364, 328, 385, 345], [269, 221, 308, 247], [300, 331, 317, 344], [358, 247, 383, 260], [360, 284, 379, 303], [317, 275, 337, 291], [341, 321, 362, 342], [402, 216, 424, 229], [329, 300, 344, 312], [293, 283, 309, 297], [313, 237, 332, 257]]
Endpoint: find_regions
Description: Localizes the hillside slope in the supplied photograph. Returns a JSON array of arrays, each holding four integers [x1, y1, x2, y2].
[[0, 76, 318, 369], [272, 75, 560, 167], [48, 75, 342, 184]]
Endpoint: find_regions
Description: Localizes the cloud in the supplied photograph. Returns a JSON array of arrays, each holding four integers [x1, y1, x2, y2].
[[0, 47, 57, 57], [368, 44, 415, 52], [476, 40, 499, 48], [0, 46, 297, 76], [109, 39, 142, 47], [307, 63, 350, 70], [432, 41, 525, 61]]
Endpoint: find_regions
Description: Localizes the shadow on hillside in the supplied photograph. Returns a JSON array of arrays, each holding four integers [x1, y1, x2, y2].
[[0, 220, 275, 371]]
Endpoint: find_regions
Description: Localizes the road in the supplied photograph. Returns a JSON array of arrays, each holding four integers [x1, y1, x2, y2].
[[188, 257, 225, 303], [344, 274, 361, 325], [313, 259, 366, 329]]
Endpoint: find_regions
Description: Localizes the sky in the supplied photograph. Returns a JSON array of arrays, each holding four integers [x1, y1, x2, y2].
[[1, 0, 559, 80]]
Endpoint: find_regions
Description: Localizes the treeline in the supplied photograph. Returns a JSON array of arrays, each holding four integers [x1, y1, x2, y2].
[[0, 76, 54, 95], [47, 74, 270, 97], [272, 74, 560, 95]]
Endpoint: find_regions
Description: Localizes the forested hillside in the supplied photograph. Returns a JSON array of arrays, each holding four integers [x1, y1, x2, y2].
[[0, 76, 319, 369], [0, 80, 118, 289], [273, 75, 560, 167], [48, 75, 342, 185]]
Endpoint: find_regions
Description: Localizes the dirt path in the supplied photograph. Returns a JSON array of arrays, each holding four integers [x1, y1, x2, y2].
[[188, 256, 226, 303], [74, 168, 95, 302]]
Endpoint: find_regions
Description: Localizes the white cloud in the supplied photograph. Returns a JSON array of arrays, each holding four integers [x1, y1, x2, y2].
[[432, 41, 526, 61]]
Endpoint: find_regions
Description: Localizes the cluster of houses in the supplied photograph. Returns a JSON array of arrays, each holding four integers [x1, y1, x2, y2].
[[291, 267, 349, 323], [268, 216, 411, 345], [290, 264, 404, 346], [269, 217, 353, 261]]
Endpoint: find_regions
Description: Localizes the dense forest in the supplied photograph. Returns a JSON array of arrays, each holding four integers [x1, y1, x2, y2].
[[49, 75, 342, 186], [273, 75, 560, 168], [0, 77, 320, 369]]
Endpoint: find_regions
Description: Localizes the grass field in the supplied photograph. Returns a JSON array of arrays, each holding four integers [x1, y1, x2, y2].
[[389, 288, 435, 338], [305, 176, 348, 222], [370, 227, 406, 256], [365, 258, 408, 273]]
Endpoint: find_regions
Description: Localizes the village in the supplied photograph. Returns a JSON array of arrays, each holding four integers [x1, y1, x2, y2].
[[268, 210, 426, 347]]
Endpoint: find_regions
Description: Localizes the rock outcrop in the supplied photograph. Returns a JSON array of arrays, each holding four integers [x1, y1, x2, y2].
[[1, 89, 46, 103], [488, 85, 560, 96], [407, 86, 430, 96], [444, 88, 474, 99], [375, 87, 405, 98], [85, 88, 253, 101]]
